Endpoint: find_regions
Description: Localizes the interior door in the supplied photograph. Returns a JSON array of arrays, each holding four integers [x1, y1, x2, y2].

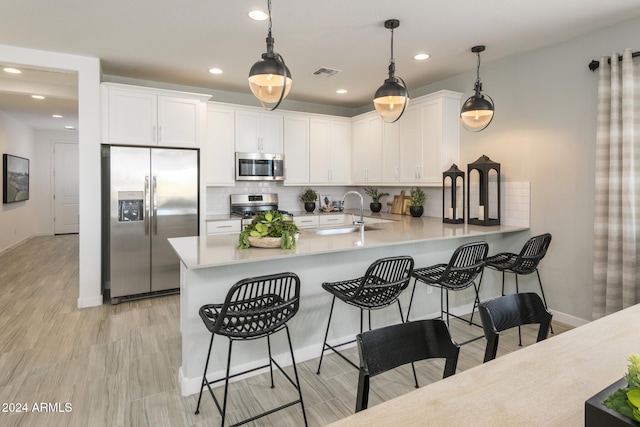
[[53, 142, 79, 234]]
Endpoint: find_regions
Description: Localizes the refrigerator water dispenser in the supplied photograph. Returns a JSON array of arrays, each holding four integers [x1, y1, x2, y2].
[[118, 191, 144, 222]]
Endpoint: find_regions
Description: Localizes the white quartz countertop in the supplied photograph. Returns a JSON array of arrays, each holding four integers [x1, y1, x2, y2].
[[170, 212, 528, 270]]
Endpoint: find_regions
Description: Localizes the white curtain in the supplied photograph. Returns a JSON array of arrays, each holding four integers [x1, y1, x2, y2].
[[593, 49, 640, 319]]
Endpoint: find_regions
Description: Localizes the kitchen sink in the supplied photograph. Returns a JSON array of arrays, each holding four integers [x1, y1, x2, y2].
[[305, 224, 379, 235]]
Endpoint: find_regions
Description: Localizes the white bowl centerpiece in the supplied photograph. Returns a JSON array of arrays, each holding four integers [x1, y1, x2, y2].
[[238, 211, 299, 250]]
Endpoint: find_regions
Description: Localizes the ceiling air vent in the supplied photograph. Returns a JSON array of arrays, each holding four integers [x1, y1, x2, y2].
[[312, 67, 342, 78]]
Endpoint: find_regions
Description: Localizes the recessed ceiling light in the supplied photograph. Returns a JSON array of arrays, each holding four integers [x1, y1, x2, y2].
[[208, 68, 223, 75], [248, 10, 268, 21], [336, 89, 347, 94], [414, 53, 431, 61], [31, 95, 45, 100], [65, 125, 76, 130], [3, 67, 21, 74], [52, 114, 63, 118]]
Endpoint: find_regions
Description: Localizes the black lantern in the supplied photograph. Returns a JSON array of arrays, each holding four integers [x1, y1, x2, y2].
[[442, 164, 464, 224], [467, 155, 500, 226]]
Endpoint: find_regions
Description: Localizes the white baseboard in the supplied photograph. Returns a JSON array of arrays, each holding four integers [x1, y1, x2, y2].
[[77, 294, 103, 308]]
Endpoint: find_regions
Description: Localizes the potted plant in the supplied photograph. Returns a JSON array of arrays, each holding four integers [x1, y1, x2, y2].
[[409, 187, 426, 217], [364, 187, 389, 213], [238, 211, 299, 250], [299, 187, 318, 212]]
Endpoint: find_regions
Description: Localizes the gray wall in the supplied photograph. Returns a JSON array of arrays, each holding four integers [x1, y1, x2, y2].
[[417, 16, 640, 321]]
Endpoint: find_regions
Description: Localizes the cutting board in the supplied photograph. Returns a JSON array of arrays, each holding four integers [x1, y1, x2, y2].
[[389, 191, 405, 214]]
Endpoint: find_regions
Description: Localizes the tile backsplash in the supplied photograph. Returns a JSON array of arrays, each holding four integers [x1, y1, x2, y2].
[[205, 181, 530, 227]]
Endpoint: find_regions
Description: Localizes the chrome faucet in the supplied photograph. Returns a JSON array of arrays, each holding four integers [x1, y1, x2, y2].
[[343, 191, 364, 225]]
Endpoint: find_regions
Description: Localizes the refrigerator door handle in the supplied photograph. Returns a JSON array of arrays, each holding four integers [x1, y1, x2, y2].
[[153, 176, 158, 235], [144, 175, 150, 235]]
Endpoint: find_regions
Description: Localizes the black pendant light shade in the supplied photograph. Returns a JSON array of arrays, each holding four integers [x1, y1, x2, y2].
[[460, 45, 494, 132], [373, 19, 409, 123], [248, 0, 292, 110]]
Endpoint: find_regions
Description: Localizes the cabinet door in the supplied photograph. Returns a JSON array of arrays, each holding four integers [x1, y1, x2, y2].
[[235, 110, 283, 153], [205, 105, 235, 185], [382, 120, 400, 182], [351, 118, 369, 183], [351, 116, 381, 184], [328, 120, 351, 184], [283, 115, 309, 185], [106, 89, 157, 145], [235, 110, 260, 152], [260, 114, 284, 153], [157, 96, 201, 147], [309, 119, 329, 183], [420, 99, 443, 183], [399, 106, 422, 182]]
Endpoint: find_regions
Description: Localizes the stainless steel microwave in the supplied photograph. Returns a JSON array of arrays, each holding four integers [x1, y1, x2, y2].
[[235, 152, 285, 181]]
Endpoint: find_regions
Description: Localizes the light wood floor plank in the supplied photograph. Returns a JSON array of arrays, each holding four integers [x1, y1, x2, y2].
[[0, 235, 572, 426]]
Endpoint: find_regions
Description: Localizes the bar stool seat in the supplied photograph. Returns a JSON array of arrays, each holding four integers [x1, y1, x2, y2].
[[194, 272, 308, 427], [316, 256, 414, 374]]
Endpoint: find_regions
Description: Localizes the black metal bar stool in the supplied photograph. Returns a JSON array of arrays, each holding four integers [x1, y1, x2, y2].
[[316, 256, 414, 374], [194, 272, 308, 427], [406, 241, 488, 343], [482, 233, 553, 344]]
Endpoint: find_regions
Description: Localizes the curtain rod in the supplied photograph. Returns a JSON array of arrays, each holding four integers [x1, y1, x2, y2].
[[589, 51, 640, 71]]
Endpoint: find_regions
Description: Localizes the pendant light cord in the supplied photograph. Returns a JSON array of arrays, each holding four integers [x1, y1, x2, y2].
[[475, 50, 481, 84], [267, 0, 272, 36]]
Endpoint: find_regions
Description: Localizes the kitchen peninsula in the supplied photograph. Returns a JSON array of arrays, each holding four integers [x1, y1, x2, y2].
[[169, 212, 529, 396]]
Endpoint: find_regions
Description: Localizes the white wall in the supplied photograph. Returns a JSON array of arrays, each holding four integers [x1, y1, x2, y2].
[[0, 44, 102, 308], [407, 16, 640, 321], [0, 111, 36, 252]]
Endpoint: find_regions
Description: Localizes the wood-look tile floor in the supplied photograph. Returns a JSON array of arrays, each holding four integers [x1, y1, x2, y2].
[[0, 235, 572, 427]]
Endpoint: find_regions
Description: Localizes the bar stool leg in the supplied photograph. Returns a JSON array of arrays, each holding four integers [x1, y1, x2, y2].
[[515, 274, 522, 346], [406, 278, 418, 321], [267, 335, 274, 388], [221, 340, 234, 427], [195, 333, 216, 415], [535, 270, 554, 334], [317, 296, 337, 374], [469, 270, 484, 325], [285, 325, 309, 427]]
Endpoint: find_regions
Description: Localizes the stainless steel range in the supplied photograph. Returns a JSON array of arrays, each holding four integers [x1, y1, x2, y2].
[[230, 193, 291, 226]]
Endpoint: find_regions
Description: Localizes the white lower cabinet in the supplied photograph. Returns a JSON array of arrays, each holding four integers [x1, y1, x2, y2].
[[319, 214, 347, 226], [293, 216, 320, 229], [206, 220, 241, 235]]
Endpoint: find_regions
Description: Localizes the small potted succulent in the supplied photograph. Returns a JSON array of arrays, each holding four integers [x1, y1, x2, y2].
[[409, 187, 426, 217], [299, 187, 318, 212], [364, 187, 389, 213]]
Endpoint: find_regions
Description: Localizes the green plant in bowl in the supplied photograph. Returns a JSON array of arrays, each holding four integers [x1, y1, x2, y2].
[[364, 187, 389, 203], [238, 211, 299, 250]]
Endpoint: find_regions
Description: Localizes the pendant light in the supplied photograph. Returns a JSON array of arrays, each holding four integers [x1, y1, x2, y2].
[[373, 19, 409, 123], [460, 45, 494, 131], [248, 0, 292, 111]]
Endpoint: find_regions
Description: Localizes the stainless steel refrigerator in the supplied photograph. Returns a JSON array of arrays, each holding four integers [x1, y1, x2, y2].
[[101, 145, 198, 303]]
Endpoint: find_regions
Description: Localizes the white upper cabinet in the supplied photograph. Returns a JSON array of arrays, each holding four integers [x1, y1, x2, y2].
[[101, 83, 209, 147], [204, 103, 235, 186], [283, 114, 310, 185], [351, 113, 383, 184], [398, 90, 462, 184], [235, 109, 284, 153], [309, 117, 350, 185]]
